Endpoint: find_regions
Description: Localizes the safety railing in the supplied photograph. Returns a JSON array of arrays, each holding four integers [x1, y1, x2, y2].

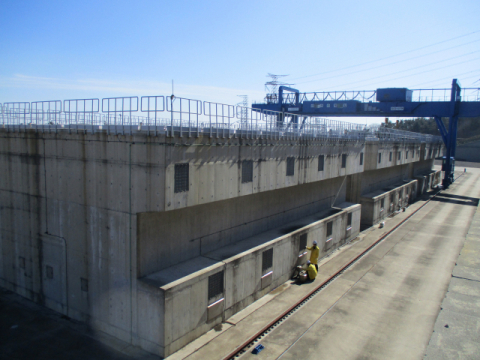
[[266, 87, 480, 104], [0, 96, 442, 143], [373, 127, 443, 143]]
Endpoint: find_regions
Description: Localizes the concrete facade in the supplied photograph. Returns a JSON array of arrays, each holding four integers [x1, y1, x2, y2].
[[0, 128, 443, 357], [137, 203, 360, 356], [359, 180, 418, 227]]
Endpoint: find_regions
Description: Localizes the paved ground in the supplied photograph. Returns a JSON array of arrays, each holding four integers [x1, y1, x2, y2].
[[1, 167, 479, 360], [425, 191, 480, 359]]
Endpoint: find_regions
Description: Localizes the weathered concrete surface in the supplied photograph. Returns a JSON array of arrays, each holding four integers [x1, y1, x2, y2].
[[138, 203, 361, 357], [456, 139, 480, 162], [359, 179, 417, 226], [166, 169, 479, 360], [425, 191, 480, 359], [0, 128, 442, 357]]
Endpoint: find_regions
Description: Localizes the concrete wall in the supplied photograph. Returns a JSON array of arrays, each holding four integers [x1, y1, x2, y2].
[[456, 140, 480, 162], [137, 203, 361, 357], [165, 138, 365, 211], [0, 128, 439, 358], [359, 180, 418, 226], [137, 176, 349, 277], [364, 141, 420, 171], [415, 170, 442, 196]]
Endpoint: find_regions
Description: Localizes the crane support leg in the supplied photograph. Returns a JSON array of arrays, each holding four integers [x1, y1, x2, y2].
[[441, 79, 461, 188]]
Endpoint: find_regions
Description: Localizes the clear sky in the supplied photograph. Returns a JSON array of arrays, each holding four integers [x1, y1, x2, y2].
[[0, 0, 479, 124]]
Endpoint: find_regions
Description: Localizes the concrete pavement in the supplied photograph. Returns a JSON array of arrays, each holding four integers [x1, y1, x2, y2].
[[425, 186, 480, 359]]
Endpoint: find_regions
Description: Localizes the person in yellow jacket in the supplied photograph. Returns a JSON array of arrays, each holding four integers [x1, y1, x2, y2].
[[306, 240, 320, 271], [304, 260, 318, 281]]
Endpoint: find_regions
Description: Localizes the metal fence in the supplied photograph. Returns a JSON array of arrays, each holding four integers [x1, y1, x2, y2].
[[274, 87, 480, 105], [0, 95, 442, 143]]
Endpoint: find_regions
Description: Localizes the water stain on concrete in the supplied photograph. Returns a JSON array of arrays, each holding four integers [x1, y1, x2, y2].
[[270, 283, 289, 295]]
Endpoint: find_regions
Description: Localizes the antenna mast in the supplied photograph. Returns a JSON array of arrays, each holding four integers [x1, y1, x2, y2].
[[237, 95, 248, 123], [265, 73, 291, 104]]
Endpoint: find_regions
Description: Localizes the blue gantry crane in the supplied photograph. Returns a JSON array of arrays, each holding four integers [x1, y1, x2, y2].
[[252, 79, 480, 188]]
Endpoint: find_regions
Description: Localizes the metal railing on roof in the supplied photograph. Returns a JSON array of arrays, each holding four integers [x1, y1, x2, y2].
[[0, 95, 442, 143], [271, 87, 480, 105]]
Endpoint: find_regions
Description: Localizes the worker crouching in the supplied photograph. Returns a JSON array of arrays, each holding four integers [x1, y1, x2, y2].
[[293, 260, 318, 283]]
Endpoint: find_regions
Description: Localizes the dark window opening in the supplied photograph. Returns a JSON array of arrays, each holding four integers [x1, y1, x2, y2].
[[174, 163, 189, 193], [286, 157, 295, 176], [380, 198, 385, 209], [360, 152, 363, 166], [341, 154, 347, 168], [406, 151, 409, 159], [299, 234, 307, 251], [389, 152, 392, 161], [326, 221, 333, 237], [242, 160, 253, 183], [81, 278, 88, 292], [208, 271, 224, 300], [398, 152, 401, 160], [262, 248, 273, 271], [347, 213, 352, 226], [378, 153, 382, 164], [318, 155, 324, 171], [46, 265, 54, 279]]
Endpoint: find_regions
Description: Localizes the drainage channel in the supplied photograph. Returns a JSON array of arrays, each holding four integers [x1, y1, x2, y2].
[[222, 181, 456, 360]]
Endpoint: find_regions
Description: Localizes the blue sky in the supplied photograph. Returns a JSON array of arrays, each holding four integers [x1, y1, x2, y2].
[[1, 0, 479, 124]]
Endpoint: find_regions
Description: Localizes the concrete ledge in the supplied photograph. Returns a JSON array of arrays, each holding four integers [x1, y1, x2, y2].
[[359, 179, 418, 226], [137, 202, 361, 357]]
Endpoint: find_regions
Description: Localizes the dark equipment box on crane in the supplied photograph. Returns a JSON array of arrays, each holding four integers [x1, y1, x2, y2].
[[376, 88, 413, 102]]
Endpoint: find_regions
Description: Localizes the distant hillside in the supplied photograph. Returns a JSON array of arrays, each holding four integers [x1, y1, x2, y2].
[[383, 117, 480, 144]]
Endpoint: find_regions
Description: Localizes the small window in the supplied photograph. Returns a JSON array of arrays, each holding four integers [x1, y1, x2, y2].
[[359, 152, 363, 166], [318, 155, 324, 171], [208, 271, 224, 300], [81, 278, 88, 292], [299, 234, 307, 251], [46, 265, 54, 279], [398, 152, 401, 160], [286, 157, 295, 176], [341, 154, 347, 168], [378, 153, 382, 164], [242, 160, 253, 183], [347, 213, 352, 226], [406, 151, 408, 159], [174, 163, 189, 193], [390, 193, 394, 203], [326, 221, 333, 237], [389, 152, 392, 161], [380, 198, 385, 209], [19, 256, 25, 269], [262, 248, 273, 272]]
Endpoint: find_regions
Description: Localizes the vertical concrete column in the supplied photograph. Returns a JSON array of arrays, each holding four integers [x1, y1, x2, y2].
[[346, 173, 362, 204]]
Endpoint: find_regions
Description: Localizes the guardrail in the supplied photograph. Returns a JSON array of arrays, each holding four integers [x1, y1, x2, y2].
[[0, 95, 443, 143], [270, 87, 480, 105]]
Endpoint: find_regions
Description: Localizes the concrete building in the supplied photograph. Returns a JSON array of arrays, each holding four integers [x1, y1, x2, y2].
[[0, 111, 443, 357]]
